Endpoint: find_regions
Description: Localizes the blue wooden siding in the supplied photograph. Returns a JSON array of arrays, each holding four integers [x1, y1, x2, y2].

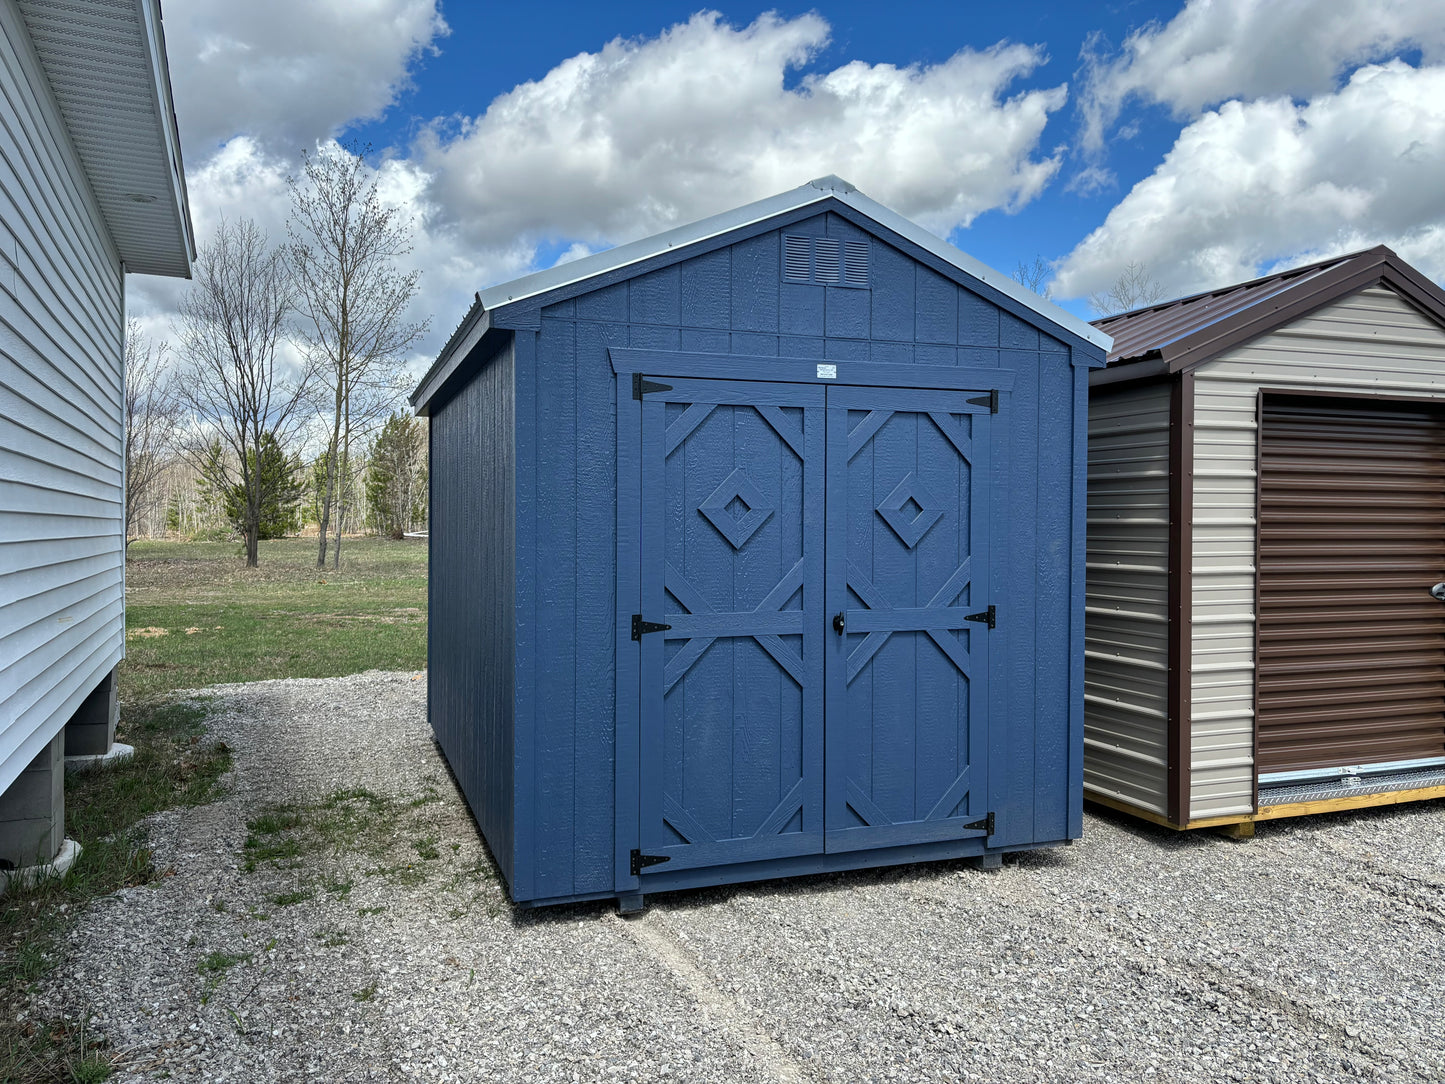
[[429, 339, 516, 887], [508, 211, 1085, 901]]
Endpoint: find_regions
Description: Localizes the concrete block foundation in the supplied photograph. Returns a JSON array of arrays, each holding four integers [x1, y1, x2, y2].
[[0, 733, 64, 869], [64, 668, 117, 757]]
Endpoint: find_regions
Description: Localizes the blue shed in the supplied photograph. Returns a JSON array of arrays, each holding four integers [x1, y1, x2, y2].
[[410, 177, 1111, 909]]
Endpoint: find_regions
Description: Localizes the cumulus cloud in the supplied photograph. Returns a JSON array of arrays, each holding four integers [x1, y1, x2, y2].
[[1079, 0, 1445, 151], [162, 0, 448, 156], [413, 11, 1068, 258], [1054, 60, 1445, 303]]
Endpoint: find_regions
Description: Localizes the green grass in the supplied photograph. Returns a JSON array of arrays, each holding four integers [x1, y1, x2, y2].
[[1, 699, 232, 1083], [120, 536, 428, 702], [2, 536, 427, 1082]]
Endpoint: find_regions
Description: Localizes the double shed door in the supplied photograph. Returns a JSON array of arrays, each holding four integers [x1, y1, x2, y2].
[[630, 375, 993, 877]]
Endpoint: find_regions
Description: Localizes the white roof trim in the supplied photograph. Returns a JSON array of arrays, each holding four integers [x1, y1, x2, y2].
[[479, 175, 1111, 351]]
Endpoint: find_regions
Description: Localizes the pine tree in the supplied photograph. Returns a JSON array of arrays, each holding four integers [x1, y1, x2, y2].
[[198, 433, 305, 546], [365, 411, 426, 539]]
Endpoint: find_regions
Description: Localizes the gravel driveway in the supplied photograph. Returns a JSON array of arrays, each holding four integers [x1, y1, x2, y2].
[[35, 671, 1445, 1082]]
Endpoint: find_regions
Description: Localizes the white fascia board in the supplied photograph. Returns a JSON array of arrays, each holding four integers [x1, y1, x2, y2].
[[137, 0, 195, 265]]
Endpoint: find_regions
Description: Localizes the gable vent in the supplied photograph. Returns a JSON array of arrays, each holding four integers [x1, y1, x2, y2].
[[814, 238, 841, 283], [782, 234, 870, 289], [843, 241, 869, 287], [784, 235, 812, 280]]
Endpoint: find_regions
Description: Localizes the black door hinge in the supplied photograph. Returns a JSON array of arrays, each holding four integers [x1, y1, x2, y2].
[[964, 605, 995, 629], [962, 811, 995, 836], [966, 389, 998, 413], [631, 849, 671, 876], [633, 373, 673, 400], [631, 614, 672, 641]]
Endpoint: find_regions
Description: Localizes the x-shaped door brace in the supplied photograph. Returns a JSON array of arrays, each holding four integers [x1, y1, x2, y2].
[[844, 558, 974, 684], [661, 558, 808, 693]]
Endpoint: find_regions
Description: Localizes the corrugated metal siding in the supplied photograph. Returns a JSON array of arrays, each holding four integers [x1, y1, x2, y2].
[[513, 210, 1088, 900], [1256, 399, 1445, 773], [0, 4, 123, 797], [427, 339, 516, 888], [1084, 382, 1171, 814], [1189, 286, 1445, 817]]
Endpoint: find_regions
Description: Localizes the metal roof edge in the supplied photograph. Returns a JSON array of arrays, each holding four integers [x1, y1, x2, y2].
[[410, 302, 493, 415], [477, 179, 836, 314], [478, 175, 1111, 353], [1158, 248, 1435, 375]]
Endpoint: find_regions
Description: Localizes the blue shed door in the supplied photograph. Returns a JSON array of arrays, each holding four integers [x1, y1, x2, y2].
[[633, 376, 992, 876], [824, 387, 992, 853], [636, 377, 828, 873]]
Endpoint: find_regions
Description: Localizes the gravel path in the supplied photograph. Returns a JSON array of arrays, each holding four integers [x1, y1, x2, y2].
[[34, 671, 1445, 1082]]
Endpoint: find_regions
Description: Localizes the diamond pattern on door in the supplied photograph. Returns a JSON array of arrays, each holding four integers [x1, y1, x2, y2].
[[875, 471, 944, 548], [698, 468, 775, 550]]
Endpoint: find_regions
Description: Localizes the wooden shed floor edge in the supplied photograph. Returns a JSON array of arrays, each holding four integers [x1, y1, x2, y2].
[[1086, 786, 1445, 832]]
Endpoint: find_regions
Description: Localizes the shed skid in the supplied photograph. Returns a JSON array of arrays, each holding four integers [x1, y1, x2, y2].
[[415, 178, 1106, 907]]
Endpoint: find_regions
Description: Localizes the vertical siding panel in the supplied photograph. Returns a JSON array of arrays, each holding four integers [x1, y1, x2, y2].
[[730, 231, 779, 333], [429, 340, 516, 890], [959, 289, 1000, 349], [914, 267, 957, 344], [999, 349, 1039, 845], [1083, 381, 1172, 815], [572, 318, 621, 893], [629, 266, 680, 326], [532, 319, 577, 898], [869, 241, 915, 343], [511, 335, 536, 899], [681, 248, 731, 330], [1033, 352, 1072, 838]]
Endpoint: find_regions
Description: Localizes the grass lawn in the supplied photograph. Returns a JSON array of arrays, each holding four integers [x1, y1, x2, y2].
[[1, 535, 428, 1081], [120, 536, 428, 702]]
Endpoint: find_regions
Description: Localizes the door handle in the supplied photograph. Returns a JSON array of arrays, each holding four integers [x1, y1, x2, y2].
[[832, 612, 846, 635], [1431, 582, 1445, 602]]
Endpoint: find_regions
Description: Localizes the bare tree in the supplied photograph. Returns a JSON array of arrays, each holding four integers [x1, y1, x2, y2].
[[1012, 255, 1054, 300], [289, 142, 428, 570], [123, 320, 181, 544], [174, 218, 313, 568], [1089, 261, 1167, 317]]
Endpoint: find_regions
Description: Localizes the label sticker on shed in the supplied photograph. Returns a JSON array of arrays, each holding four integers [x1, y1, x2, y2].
[[816, 364, 837, 379]]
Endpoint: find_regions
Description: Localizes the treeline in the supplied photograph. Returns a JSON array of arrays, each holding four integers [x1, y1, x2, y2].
[[126, 411, 428, 543], [125, 141, 431, 567]]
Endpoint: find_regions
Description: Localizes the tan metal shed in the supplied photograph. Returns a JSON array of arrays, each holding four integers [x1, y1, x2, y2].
[[1085, 246, 1445, 832]]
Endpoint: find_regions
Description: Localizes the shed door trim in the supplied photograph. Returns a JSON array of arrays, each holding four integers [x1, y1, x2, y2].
[[1255, 393, 1445, 780], [618, 369, 998, 886]]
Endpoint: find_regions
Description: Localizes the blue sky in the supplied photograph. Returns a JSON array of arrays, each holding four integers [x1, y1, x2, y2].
[[134, 0, 1445, 359]]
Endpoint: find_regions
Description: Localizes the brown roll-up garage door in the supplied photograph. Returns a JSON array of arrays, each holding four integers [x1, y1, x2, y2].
[[1257, 395, 1445, 776]]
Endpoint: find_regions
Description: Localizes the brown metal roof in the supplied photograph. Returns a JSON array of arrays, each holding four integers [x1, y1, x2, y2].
[[1090, 246, 1445, 385]]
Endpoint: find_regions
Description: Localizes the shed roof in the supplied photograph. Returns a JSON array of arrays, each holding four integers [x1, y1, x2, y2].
[[1091, 245, 1445, 385], [16, 0, 194, 277], [412, 176, 1112, 413]]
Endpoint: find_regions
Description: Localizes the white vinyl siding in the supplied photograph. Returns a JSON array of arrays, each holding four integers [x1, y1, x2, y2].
[[1085, 381, 1171, 814], [0, 0, 123, 795], [1188, 286, 1445, 818]]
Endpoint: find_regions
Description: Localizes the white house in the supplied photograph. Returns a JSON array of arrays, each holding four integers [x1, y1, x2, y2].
[[0, 0, 193, 872]]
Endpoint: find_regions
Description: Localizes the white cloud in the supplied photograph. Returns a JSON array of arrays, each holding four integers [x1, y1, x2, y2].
[[162, 0, 448, 156], [1054, 60, 1445, 302], [413, 11, 1068, 257], [1079, 0, 1445, 151]]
